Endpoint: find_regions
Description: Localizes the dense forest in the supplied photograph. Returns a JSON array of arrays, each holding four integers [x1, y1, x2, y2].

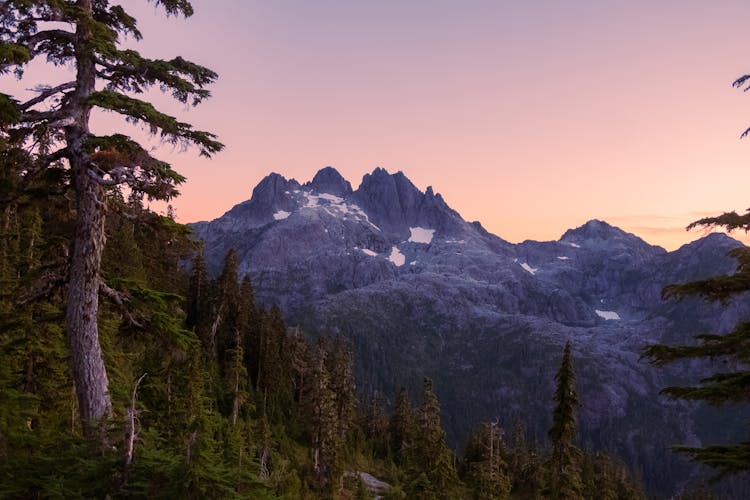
[[0, 175, 650, 498], [0, 1, 746, 498]]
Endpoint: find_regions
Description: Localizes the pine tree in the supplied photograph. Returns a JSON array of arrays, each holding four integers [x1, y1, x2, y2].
[[462, 421, 511, 500], [258, 305, 294, 418], [0, 0, 222, 432], [408, 378, 460, 499], [641, 73, 750, 478], [643, 238, 750, 475], [326, 338, 357, 441], [301, 340, 339, 491], [579, 451, 646, 500], [548, 341, 582, 499], [507, 421, 543, 498], [363, 393, 391, 459], [186, 250, 211, 344], [390, 387, 416, 466]]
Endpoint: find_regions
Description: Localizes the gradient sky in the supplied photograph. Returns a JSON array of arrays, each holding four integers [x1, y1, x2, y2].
[[7, 1, 750, 250]]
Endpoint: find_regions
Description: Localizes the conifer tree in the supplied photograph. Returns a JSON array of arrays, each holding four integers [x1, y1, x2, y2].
[[409, 378, 460, 499], [548, 341, 582, 499], [363, 393, 391, 459], [186, 250, 211, 343], [212, 249, 241, 373], [462, 421, 511, 500], [0, 0, 222, 432], [507, 421, 543, 498], [302, 340, 339, 491], [579, 452, 646, 500], [642, 73, 750, 478], [326, 338, 357, 441], [643, 227, 750, 475], [390, 387, 416, 465], [258, 305, 294, 418]]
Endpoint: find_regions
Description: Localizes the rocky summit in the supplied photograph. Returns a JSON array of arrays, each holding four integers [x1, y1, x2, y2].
[[191, 167, 749, 496]]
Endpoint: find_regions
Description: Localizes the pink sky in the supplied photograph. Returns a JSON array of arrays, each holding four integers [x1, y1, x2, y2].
[[6, 1, 750, 250]]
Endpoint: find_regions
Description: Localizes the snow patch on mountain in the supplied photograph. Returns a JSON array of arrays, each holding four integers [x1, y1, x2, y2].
[[298, 190, 381, 231], [318, 193, 344, 203], [408, 227, 435, 244], [273, 210, 290, 220], [595, 310, 621, 320], [389, 246, 406, 266], [557, 256, 569, 260], [520, 262, 537, 275], [361, 248, 377, 257]]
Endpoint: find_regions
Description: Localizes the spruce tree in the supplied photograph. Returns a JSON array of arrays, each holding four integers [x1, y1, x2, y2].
[[301, 339, 339, 491], [186, 250, 211, 343], [363, 393, 390, 459], [462, 421, 511, 500], [548, 341, 582, 499], [409, 377, 460, 499], [641, 75, 750, 476], [0, 0, 222, 432], [390, 387, 416, 466], [507, 421, 543, 498], [326, 338, 357, 441]]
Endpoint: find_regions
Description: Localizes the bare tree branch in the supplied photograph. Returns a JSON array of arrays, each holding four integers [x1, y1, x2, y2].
[[124, 373, 147, 470], [20, 81, 75, 110], [100, 282, 143, 328]]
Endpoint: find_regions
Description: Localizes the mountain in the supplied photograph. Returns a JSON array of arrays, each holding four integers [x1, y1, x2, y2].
[[191, 167, 749, 497]]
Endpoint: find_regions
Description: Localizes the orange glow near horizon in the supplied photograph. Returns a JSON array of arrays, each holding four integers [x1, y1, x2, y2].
[[4, 1, 750, 251]]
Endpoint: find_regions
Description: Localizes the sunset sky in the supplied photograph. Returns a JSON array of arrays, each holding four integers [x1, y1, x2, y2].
[[6, 1, 750, 250]]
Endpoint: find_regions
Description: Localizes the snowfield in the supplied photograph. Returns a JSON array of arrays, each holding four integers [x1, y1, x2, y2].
[[408, 227, 435, 244]]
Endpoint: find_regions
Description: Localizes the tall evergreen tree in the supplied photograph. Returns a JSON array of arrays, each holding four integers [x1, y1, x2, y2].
[[363, 393, 391, 459], [301, 340, 339, 491], [0, 0, 222, 432], [390, 387, 415, 466], [642, 74, 750, 477], [409, 377, 460, 499], [326, 338, 357, 441], [462, 421, 511, 500], [211, 249, 241, 372], [186, 250, 211, 343], [507, 421, 543, 498], [548, 341, 582, 499]]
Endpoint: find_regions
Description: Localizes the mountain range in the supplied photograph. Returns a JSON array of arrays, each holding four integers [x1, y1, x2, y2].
[[191, 167, 750, 497]]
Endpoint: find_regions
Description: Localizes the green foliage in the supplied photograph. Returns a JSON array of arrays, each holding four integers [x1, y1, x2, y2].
[[396, 378, 461, 499], [0, 148, 648, 498], [644, 197, 750, 478], [547, 341, 582, 500], [0, 42, 30, 67], [580, 452, 645, 500], [0, 92, 21, 125], [461, 422, 511, 499], [1, 0, 223, 200], [87, 91, 222, 157]]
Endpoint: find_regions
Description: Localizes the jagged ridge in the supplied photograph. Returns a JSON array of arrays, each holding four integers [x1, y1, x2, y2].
[[190, 167, 750, 497]]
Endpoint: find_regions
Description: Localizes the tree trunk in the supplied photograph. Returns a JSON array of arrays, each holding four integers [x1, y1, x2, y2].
[[66, 165, 112, 428], [65, 0, 112, 432]]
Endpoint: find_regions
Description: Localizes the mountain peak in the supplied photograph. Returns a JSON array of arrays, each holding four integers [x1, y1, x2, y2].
[[560, 219, 665, 255], [250, 172, 297, 202], [305, 166, 353, 197], [563, 219, 620, 240], [673, 232, 743, 254]]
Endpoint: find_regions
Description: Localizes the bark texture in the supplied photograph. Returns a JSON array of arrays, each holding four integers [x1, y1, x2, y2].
[[64, 0, 112, 429]]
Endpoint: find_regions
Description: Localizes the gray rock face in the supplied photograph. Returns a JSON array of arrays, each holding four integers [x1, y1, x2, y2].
[[190, 167, 750, 497], [305, 166, 353, 197]]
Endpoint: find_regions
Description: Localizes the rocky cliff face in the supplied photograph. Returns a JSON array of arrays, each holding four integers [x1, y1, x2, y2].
[[191, 167, 749, 497]]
